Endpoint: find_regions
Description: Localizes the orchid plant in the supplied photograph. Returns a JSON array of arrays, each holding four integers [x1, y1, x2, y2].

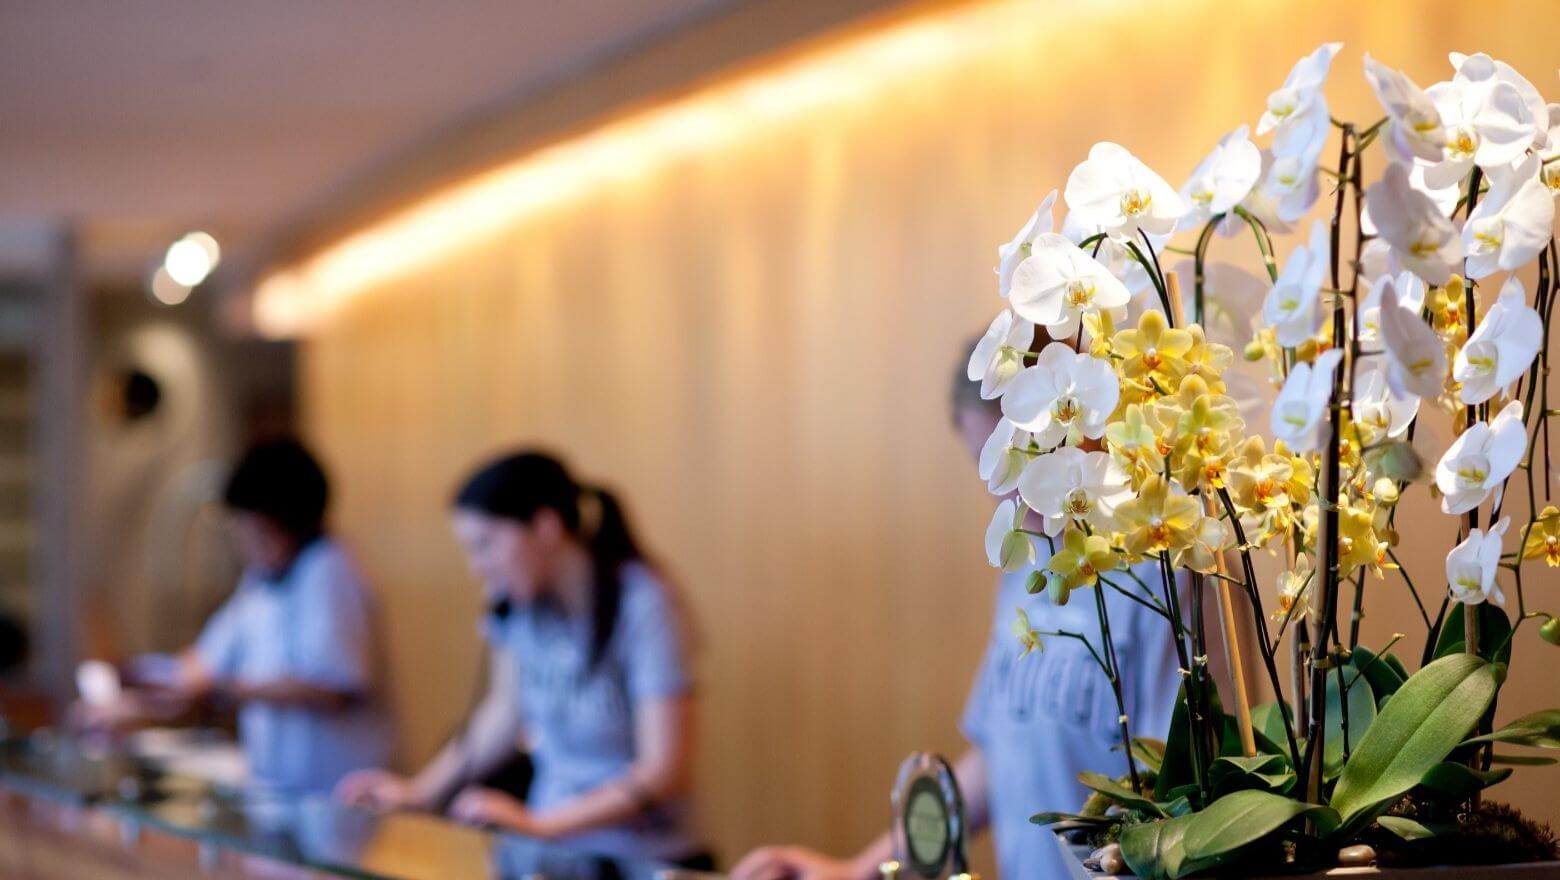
[[973, 43, 1560, 877]]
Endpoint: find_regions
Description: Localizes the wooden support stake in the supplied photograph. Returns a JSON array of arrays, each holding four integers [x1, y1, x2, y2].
[[1166, 272, 1257, 757]]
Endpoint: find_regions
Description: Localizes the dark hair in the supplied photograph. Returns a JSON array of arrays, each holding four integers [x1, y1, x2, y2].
[[453, 451, 644, 669], [223, 438, 330, 540]]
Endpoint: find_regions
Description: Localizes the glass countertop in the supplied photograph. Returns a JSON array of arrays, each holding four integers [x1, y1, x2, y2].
[[0, 735, 703, 880]]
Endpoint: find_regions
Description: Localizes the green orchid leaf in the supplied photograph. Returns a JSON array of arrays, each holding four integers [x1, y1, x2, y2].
[[1155, 685, 1203, 801], [1251, 702, 1296, 758], [1330, 654, 1499, 832], [1382, 652, 1410, 682], [1349, 645, 1407, 704], [1489, 753, 1558, 766], [1181, 790, 1338, 861], [1417, 761, 1513, 799], [1434, 604, 1513, 664], [1078, 771, 1168, 818], [1130, 737, 1168, 773], [1462, 709, 1560, 748], [1377, 815, 1440, 841], [1120, 814, 1233, 880], [1030, 811, 1109, 827], [1324, 669, 1378, 774], [1208, 754, 1296, 797]]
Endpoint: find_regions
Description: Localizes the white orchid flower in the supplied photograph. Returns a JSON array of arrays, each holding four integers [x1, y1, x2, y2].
[[1359, 270, 1426, 344], [979, 417, 1034, 496], [1541, 104, 1560, 193], [1463, 155, 1556, 280], [985, 498, 1035, 572], [1454, 275, 1542, 405], [1359, 164, 1459, 242], [1363, 53, 1446, 163], [1009, 233, 1132, 337], [1219, 149, 1298, 238], [997, 191, 1058, 298], [1264, 151, 1324, 223], [1352, 360, 1419, 440], [1364, 162, 1464, 285], [1258, 42, 1343, 159], [1001, 343, 1120, 448], [1269, 348, 1344, 454], [968, 309, 1035, 399], [1180, 125, 1263, 227], [1017, 446, 1130, 537], [1445, 516, 1510, 607], [1377, 275, 1446, 400], [1059, 211, 1157, 299], [1449, 52, 1549, 149], [1435, 400, 1525, 515], [1262, 220, 1329, 347], [1064, 142, 1187, 240], [1422, 61, 1536, 189]]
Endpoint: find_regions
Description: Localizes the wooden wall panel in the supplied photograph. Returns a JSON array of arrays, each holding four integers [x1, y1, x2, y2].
[[298, 0, 1560, 866]]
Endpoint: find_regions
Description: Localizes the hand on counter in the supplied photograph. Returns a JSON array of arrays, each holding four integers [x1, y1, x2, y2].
[[447, 785, 551, 838], [730, 846, 865, 880], [334, 768, 422, 811]]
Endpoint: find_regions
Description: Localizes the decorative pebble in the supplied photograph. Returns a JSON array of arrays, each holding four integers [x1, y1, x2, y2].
[[1338, 844, 1376, 866], [1083, 847, 1106, 871], [1098, 841, 1126, 875]]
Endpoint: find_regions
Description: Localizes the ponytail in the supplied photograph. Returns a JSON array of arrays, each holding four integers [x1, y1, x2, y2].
[[453, 451, 646, 669]]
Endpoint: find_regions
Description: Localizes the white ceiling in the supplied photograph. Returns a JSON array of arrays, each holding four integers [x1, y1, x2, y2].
[[0, 0, 743, 283]]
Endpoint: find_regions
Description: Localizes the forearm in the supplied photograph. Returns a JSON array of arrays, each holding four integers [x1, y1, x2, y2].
[[951, 747, 991, 835], [224, 678, 358, 710], [844, 833, 896, 880], [531, 756, 695, 838], [414, 698, 524, 808]]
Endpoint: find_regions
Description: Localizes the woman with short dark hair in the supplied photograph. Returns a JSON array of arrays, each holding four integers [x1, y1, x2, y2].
[[80, 437, 393, 794]]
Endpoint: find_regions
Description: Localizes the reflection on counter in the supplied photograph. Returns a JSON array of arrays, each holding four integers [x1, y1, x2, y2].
[[0, 733, 721, 879]]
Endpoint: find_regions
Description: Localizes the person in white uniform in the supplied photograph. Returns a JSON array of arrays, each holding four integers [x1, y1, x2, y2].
[[82, 438, 393, 794], [733, 342, 1185, 880]]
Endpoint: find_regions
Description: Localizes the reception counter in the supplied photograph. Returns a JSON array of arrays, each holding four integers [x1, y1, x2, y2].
[[0, 734, 716, 879]]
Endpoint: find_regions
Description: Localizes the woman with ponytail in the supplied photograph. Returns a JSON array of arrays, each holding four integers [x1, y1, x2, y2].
[[336, 451, 707, 867]]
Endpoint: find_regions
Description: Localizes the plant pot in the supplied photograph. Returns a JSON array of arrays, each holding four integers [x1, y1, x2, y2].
[[1054, 834, 1560, 879]]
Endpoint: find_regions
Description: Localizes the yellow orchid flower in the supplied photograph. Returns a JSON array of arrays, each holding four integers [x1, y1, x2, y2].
[[1012, 608, 1043, 658], [1104, 403, 1163, 481], [1114, 475, 1203, 560], [1175, 514, 1229, 573], [1113, 310, 1193, 401], [1522, 506, 1560, 567], [1272, 555, 1313, 623], [1338, 498, 1388, 578], [1048, 527, 1121, 591], [1174, 324, 1235, 394]]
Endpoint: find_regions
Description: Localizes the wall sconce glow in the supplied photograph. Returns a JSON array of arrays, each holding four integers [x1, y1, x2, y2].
[[149, 266, 192, 306], [252, 0, 1135, 337], [164, 231, 221, 288]]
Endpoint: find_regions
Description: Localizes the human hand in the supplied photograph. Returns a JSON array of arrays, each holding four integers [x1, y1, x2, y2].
[[730, 845, 864, 880], [447, 785, 546, 837], [335, 768, 418, 811]]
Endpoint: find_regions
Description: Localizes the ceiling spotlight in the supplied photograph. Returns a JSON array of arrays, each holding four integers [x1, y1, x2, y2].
[[163, 231, 220, 287], [150, 266, 191, 306]]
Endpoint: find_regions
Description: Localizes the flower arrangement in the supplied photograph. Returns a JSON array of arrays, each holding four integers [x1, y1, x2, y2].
[[971, 42, 1560, 877]]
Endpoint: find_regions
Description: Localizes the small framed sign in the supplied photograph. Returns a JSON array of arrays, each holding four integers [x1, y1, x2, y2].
[[885, 753, 975, 880]]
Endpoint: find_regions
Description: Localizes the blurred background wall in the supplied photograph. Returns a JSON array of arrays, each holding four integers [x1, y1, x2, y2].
[[269, 0, 1560, 863]]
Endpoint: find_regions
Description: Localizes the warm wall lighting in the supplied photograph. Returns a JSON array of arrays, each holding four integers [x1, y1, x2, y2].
[[253, 0, 1135, 338]]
